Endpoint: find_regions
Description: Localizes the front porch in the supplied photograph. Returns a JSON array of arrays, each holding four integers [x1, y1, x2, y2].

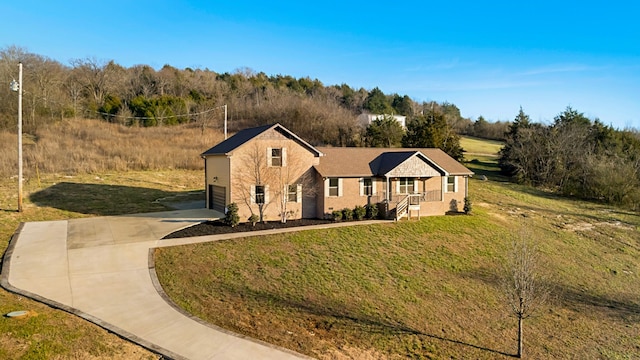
[[369, 189, 444, 221]]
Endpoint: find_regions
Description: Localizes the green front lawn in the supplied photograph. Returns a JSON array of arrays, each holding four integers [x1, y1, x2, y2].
[[155, 175, 640, 359]]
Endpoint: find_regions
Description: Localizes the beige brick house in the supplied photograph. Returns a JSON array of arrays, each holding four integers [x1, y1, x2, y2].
[[202, 123, 473, 221]]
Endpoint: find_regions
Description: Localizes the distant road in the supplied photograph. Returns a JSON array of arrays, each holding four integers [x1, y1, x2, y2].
[[464, 152, 499, 157]]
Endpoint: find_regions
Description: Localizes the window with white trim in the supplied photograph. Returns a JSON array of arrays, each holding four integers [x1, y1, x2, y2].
[[329, 178, 339, 197], [251, 185, 268, 204], [271, 148, 282, 166], [398, 177, 415, 194], [287, 184, 298, 202], [363, 178, 373, 196], [446, 176, 457, 192]]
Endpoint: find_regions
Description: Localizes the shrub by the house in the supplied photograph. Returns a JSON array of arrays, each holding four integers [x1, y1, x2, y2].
[[365, 203, 378, 219], [464, 197, 473, 214], [224, 203, 240, 227], [248, 214, 260, 226], [342, 208, 354, 221]]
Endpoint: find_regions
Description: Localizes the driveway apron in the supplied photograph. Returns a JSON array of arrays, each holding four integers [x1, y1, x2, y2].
[[2, 209, 310, 360]]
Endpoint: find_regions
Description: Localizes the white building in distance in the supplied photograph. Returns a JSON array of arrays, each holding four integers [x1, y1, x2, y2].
[[358, 113, 407, 128]]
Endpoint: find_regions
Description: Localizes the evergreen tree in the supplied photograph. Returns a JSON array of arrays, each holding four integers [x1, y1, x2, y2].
[[365, 115, 404, 147], [363, 87, 393, 114], [499, 107, 533, 177], [473, 116, 489, 137], [391, 94, 413, 116], [553, 106, 591, 128], [402, 111, 464, 161]]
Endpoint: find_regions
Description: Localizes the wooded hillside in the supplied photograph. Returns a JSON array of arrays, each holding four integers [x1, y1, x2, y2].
[[0, 45, 473, 146], [499, 107, 640, 208]]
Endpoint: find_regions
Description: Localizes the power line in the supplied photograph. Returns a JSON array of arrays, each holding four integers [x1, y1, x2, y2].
[[94, 104, 225, 121], [18, 92, 226, 122]]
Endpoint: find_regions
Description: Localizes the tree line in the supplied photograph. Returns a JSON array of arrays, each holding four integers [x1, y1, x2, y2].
[[0, 45, 472, 147], [499, 107, 640, 208]]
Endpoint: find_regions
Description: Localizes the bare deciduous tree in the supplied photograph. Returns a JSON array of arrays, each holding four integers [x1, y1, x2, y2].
[[233, 142, 315, 223], [233, 143, 273, 223], [272, 146, 316, 223], [500, 228, 550, 358], [69, 57, 124, 109]]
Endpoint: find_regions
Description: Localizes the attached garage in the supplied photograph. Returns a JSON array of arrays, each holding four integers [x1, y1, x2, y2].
[[208, 185, 226, 213]]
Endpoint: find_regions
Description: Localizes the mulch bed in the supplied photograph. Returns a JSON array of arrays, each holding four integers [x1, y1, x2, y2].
[[162, 218, 335, 239]]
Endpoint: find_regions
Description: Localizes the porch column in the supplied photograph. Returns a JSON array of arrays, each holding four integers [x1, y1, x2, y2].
[[385, 176, 390, 202], [465, 176, 469, 197]]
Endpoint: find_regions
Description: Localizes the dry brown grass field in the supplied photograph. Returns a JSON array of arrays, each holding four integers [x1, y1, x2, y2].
[[0, 118, 222, 178]]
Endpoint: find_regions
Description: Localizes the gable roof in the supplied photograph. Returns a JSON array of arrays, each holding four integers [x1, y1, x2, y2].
[[314, 147, 473, 177], [373, 151, 436, 176], [201, 123, 323, 157]]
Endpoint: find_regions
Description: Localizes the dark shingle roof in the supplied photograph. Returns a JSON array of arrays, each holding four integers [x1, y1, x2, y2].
[[373, 151, 421, 175], [201, 124, 273, 156], [201, 123, 322, 157]]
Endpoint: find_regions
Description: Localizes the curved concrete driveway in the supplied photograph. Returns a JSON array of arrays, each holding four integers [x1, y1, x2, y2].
[[1, 208, 315, 360]]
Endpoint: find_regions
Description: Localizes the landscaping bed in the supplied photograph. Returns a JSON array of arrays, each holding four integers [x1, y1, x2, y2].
[[162, 218, 335, 238]]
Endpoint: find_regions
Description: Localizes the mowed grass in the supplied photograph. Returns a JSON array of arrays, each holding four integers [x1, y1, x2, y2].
[[155, 160, 640, 359], [460, 135, 504, 157], [0, 170, 203, 359]]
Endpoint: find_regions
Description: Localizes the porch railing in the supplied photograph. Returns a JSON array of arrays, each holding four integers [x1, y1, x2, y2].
[[396, 195, 409, 221], [396, 193, 423, 220], [369, 189, 442, 204]]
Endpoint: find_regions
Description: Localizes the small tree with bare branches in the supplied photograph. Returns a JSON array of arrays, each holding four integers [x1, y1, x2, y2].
[[500, 228, 550, 358], [234, 143, 274, 223], [272, 147, 316, 223], [233, 142, 315, 223]]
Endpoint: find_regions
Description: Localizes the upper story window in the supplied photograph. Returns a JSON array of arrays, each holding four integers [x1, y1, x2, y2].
[[271, 148, 282, 167]]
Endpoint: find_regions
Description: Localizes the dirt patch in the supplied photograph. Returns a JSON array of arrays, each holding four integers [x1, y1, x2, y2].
[[563, 222, 595, 232], [488, 212, 508, 222], [320, 346, 404, 360], [163, 218, 337, 239], [562, 220, 634, 232]]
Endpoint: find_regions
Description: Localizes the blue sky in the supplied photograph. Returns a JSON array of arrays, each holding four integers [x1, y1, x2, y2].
[[2, 0, 639, 129]]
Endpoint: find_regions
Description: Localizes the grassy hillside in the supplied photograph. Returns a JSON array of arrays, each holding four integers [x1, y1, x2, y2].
[[155, 160, 639, 359], [0, 170, 204, 359], [460, 135, 504, 157], [0, 118, 220, 178]]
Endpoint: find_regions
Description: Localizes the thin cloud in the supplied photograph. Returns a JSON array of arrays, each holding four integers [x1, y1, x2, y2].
[[402, 57, 478, 72], [403, 58, 467, 72], [518, 64, 605, 76], [404, 79, 550, 92]]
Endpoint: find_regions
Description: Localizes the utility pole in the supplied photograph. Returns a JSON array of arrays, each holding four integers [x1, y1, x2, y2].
[[224, 104, 228, 139], [10, 63, 23, 212]]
